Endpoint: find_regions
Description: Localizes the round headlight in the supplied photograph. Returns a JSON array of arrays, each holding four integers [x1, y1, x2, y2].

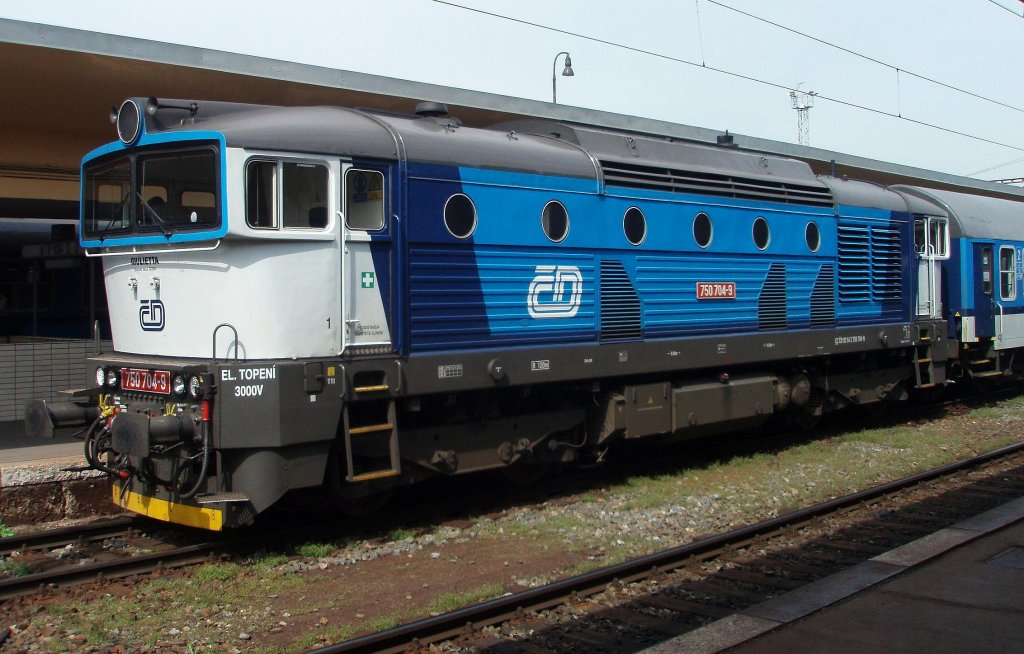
[[188, 375, 203, 400], [95, 367, 106, 387], [105, 368, 119, 388], [116, 98, 142, 145], [172, 374, 187, 397]]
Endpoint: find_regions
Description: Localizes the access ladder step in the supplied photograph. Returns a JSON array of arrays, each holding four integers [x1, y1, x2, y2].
[[349, 423, 394, 436], [194, 492, 250, 504], [972, 370, 1004, 378], [968, 359, 992, 366], [916, 358, 932, 364], [350, 469, 401, 483], [354, 384, 390, 394]]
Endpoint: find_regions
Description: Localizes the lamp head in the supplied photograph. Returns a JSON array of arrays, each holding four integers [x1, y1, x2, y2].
[[561, 54, 575, 77]]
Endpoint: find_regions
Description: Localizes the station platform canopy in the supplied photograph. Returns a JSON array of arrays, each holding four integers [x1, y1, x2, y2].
[[2, 15, 1022, 234]]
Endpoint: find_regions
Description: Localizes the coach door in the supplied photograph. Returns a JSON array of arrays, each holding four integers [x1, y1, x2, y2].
[[341, 164, 394, 354], [972, 243, 997, 339], [915, 216, 948, 320]]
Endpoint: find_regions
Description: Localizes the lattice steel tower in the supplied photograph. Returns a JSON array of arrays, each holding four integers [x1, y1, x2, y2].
[[789, 89, 816, 146]]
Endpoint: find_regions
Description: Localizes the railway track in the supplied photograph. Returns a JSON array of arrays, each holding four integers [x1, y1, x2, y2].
[[0, 516, 227, 601], [0, 516, 137, 558], [307, 439, 1024, 654]]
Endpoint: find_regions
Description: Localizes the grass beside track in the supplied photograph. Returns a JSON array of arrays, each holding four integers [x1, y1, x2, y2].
[[12, 395, 1024, 653]]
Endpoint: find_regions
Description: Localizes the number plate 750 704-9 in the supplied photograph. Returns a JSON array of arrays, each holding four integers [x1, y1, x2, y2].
[[120, 368, 171, 394]]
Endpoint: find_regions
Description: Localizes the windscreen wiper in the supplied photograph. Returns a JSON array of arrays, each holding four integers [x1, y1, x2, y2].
[[97, 193, 131, 243], [137, 192, 174, 239]]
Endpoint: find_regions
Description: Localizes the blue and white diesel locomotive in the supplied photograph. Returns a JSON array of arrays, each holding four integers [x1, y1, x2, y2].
[[24, 97, 1024, 529]]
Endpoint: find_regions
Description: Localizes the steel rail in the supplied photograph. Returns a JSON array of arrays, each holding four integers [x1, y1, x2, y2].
[[0, 540, 223, 600], [306, 439, 1024, 654], [0, 516, 138, 558]]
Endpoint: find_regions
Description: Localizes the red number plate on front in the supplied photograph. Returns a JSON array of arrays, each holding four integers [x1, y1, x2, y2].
[[121, 368, 171, 394]]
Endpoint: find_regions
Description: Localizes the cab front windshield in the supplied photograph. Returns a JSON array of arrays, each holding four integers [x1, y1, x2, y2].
[[83, 144, 219, 240]]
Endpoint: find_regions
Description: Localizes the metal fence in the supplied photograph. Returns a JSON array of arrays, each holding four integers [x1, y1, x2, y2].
[[0, 337, 110, 422]]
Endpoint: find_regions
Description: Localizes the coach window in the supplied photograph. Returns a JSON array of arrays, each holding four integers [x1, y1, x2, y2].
[[345, 169, 386, 231], [542, 200, 569, 242], [444, 193, 476, 238], [999, 246, 1016, 300], [982, 247, 993, 295], [753, 216, 770, 250], [693, 212, 713, 248], [623, 207, 646, 246], [283, 162, 329, 229]]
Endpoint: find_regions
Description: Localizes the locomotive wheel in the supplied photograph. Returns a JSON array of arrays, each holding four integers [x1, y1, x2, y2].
[[500, 460, 548, 487], [329, 486, 393, 517], [323, 443, 394, 516]]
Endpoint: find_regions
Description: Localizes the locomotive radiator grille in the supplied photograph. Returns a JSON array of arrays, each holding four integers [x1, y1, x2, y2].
[[600, 260, 643, 341], [838, 222, 903, 304], [599, 160, 834, 207], [870, 226, 902, 302], [758, 263, 788, 330], [810, 264, 836, 326]]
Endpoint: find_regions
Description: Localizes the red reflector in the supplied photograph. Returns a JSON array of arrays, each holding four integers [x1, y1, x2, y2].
[[118, 470, 130, 480], [201, 400, 211, 422]]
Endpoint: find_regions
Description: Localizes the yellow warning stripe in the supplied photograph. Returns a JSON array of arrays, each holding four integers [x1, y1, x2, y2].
[[113, 485, 224, 531]]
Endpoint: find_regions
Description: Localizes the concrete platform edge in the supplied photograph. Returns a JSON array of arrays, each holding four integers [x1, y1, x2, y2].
[[639, 496, 1024, 653]]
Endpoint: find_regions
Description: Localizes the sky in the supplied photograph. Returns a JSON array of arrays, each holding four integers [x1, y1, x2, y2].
[[2, 0, 1024, 182]]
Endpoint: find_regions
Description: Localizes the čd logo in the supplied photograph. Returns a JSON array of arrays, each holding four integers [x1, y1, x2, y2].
[[139, 299, 166, 331], [528, 265, 583, 318]]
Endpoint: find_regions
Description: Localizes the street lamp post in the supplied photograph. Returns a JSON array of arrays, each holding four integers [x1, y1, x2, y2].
[[552, 51, 574, 104]]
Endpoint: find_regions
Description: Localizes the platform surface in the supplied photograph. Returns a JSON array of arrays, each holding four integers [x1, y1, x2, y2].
[[644, 497, 1024, 654], [0, 420, 83, 464]]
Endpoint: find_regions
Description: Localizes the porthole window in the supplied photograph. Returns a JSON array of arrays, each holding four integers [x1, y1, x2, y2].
[[542, 200, 569, 243], [623, 207, 646, 246], [805, 221, 821, 252], [693, 212, 713, 248], [753, 216, 770, 250], [444, 193, 477, 239]]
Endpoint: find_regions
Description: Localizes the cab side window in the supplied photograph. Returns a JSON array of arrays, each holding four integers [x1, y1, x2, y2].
[[245, 159, 329, 230], [283, 163, 328, 228], [345, 169, 385, 231]]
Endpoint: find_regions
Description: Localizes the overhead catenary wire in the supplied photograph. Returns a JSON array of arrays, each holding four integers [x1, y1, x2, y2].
[[967, 155, 1024, 177], [709, 0, 1024, 116], [985, 0, 1024, 18], [432, 0, 1024, 156]]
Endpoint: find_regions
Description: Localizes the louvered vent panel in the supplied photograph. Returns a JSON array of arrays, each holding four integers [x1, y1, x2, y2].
[[600, 160, 833, 207], [758, 263, 787, 330], [810, 264, 836, 327], [870, 226, 902, 303], [838, 224, 871, 303], [600, 260, 642, 341]]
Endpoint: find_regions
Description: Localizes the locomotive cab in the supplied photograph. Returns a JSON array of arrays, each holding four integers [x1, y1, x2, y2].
[[28, 98, 406, 528]]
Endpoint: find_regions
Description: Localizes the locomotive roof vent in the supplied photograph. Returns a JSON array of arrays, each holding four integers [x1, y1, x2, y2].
[[415, 101, 449, 117], [716, 131, 737, 148]]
